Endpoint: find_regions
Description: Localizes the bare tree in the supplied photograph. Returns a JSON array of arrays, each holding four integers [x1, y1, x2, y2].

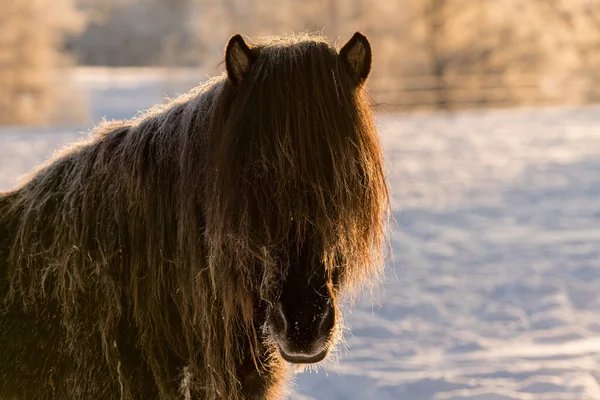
[[0, 0, 85, 125], [531, 0, 600, 102], [423, 0, 448, 109]]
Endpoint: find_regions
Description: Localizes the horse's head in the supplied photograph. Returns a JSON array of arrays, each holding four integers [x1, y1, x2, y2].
[[206, 32, 388, 366]]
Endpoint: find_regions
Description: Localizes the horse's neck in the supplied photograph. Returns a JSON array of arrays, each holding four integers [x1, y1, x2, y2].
[[0, 190, 19, 295], [0, 190, 18, 240]]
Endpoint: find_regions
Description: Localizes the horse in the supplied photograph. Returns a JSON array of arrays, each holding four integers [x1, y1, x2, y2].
[[0, 32, 389, 399]]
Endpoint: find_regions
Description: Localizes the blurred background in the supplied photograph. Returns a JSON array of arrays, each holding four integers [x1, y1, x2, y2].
[[3, 2, 600, 399], [3, 0, 600, 126]]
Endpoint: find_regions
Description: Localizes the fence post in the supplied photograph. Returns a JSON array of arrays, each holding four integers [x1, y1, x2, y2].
[[426, 0, 449, 111]]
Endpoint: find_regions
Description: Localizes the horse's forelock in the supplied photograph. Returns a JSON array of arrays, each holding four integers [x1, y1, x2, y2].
[[206, 37, 389, 296]]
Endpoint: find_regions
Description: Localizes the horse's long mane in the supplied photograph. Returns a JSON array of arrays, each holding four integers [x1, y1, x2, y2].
[[2, 33, 389, 398]]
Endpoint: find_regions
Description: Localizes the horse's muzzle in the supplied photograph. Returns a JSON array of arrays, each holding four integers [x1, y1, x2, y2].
[[267, 300, 335, 364]]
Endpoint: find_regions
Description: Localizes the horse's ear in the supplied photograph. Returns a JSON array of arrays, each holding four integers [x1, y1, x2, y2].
[[225, 34, 256, 85], [339, 32, 372, 85]]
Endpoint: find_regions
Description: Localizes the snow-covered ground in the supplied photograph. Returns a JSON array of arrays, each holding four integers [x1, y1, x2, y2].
[[1, 70, 600, 399]]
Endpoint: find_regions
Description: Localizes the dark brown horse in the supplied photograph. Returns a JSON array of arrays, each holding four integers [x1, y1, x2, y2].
[[0, 32, 389, 399]]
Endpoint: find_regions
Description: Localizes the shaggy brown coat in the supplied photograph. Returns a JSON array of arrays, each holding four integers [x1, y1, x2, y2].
[[0, 32, 389, 399]]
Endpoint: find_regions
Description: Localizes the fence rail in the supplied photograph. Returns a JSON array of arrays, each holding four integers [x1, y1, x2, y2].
[[368, 73, 553, 111]]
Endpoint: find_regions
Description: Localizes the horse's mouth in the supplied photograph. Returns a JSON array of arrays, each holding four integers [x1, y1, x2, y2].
[[276, 344, 328, 364]]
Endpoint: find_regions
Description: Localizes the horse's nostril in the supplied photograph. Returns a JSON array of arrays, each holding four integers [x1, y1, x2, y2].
[[318, 301, 335, 335], [270, 302, 287, 334]]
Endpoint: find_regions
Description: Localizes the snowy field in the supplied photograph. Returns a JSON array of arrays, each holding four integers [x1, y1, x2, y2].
[[1, 70, 600, 399]]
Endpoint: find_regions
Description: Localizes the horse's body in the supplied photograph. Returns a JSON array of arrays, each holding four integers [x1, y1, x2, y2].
[[0, 194, 269, 400], [0, 33, 388, 399]]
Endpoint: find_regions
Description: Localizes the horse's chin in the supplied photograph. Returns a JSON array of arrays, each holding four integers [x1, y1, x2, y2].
[[276, 344, 329, 364]]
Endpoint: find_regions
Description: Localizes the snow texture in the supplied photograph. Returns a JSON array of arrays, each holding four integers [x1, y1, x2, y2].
[[1, 70, 599, 399]]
